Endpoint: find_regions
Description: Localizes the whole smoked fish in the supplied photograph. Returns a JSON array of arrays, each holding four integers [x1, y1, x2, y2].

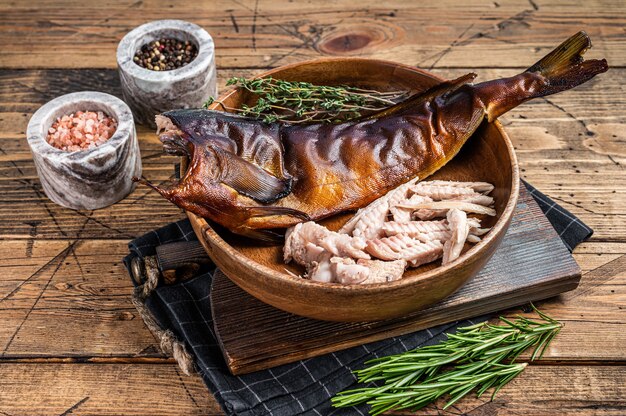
[[137, 32, 607, 240]]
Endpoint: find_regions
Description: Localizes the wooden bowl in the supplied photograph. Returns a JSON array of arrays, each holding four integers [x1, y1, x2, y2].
[[186, 58, 519, 322]]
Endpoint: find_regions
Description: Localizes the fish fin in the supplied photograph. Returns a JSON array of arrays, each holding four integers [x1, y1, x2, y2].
[[247, 205, 310, 222], [209, 145, 292, 204], [525, 31, 608, 96], [238, 206, 310, 237], [360, 73, 477, 120]]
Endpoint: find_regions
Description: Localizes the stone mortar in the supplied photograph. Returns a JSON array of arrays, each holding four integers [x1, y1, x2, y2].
[[26, 91, 142, 210], [117, 19, 217, 129]]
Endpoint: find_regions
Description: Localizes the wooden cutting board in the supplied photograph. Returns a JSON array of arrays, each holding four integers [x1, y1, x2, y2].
[[210, 184, 581, 375]]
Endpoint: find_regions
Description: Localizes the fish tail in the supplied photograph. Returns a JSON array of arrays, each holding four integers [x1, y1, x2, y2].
[[525, 31, 608, 95], [476, 31, 608, 122]]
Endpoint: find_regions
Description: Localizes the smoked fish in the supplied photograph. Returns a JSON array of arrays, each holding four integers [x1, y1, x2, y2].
[[137, 31, 607, 240]]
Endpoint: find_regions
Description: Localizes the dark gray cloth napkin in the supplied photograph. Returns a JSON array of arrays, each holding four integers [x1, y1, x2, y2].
[[123, 181, 592, 416]]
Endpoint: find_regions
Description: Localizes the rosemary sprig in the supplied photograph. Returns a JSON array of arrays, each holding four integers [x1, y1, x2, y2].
[[203, 77, 408, 123], [332, 304, 562, 415]]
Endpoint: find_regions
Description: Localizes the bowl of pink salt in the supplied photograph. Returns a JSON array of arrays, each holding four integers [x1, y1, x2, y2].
[[26, 91, 142, 210]]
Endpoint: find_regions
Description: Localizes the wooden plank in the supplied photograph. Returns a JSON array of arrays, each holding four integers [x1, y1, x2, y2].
[[0, 239, 164, 357], [0, 237, 623, 362], [0, 0, 621, 414], [0, 68, 624, 240], [0, 363, 222, 415], [0, 363, 623, 415], [0, 226, 623, 362], [0, 0, 624, 69], [408, 365, 626, 416]]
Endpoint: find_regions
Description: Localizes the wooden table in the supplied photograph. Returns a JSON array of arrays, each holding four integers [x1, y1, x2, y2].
[[0, 1, 624, 414]]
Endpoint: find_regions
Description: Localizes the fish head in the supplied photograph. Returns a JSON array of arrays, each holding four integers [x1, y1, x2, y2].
[[133, 129, 239, 223]]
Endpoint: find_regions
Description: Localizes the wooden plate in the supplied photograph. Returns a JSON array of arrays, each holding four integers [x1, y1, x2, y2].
[[185, 58, 519, 322]]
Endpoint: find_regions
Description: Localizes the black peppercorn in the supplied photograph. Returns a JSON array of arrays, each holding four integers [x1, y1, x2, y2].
[[133, 37, 198, 71]]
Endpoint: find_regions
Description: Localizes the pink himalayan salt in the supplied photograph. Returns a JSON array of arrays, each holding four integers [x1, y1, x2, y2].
[[46, 111, 118, 152]]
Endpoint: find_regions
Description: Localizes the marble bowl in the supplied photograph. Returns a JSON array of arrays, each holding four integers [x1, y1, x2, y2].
[[26, 91, 141, 210], [117, 19, 217, 128]]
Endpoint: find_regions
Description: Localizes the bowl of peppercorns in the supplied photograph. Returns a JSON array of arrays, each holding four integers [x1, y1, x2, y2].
[[117, 20, 217, 128]]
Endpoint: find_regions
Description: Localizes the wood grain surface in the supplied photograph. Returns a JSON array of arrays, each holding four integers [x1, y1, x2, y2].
[[0, 0, 624, 414]]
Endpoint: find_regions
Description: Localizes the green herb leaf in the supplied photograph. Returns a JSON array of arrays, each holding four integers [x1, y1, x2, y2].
[[215, 77, 408, 124], [202, 96, 215, 109], [332, 304, 562, 414]]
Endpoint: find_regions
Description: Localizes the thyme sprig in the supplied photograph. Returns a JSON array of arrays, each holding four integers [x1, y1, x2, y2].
[[203, 77, 408, 123], [332, 304, 562, 415]]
